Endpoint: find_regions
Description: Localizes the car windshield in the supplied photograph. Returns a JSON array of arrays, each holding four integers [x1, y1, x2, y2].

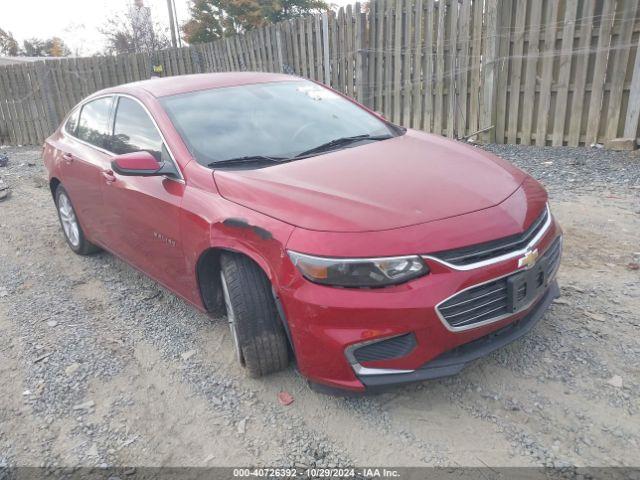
[[160, 80, 397, 166]]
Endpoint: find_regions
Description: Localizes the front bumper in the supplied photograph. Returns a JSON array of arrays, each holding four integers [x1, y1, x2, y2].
[[278, 218, 562, 393], [357, 280, 558, 390]]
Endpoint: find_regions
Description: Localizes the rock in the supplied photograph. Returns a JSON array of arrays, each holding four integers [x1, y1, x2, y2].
[[181, 349, 196, 361], [47, 320, 58, 327], [0, 153, 8, 167], [0, 178, 9, 201], [607, 375, 623, 388], [277, 391, 294, 406], [65, 363, 80, 376], [86, 444, 99, 457], [627, 262, 640, 271], [73, 400, 95, 411], [584, 312, 606, 322], [33, 176, 48, 188], [603, 138, 637, 151], [33, 352, 53, 363], [120, 436, 138, 448], [237, 418, 247, 434]]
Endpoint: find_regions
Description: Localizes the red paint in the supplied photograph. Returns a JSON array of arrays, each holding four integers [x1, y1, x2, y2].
[[43, 73, 562, 392], [112, 151, 161, 172], [277, 391, 294, 406]]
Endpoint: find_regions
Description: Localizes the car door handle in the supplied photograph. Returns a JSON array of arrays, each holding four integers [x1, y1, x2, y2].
[[101, 169, 116, 184], [62, 152, 74, 164]]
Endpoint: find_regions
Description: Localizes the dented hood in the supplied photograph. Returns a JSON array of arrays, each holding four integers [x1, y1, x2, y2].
[[213, 130, 527, 233]]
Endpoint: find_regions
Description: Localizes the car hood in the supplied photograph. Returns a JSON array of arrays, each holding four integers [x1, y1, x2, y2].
[[213, 130, 527, 233]]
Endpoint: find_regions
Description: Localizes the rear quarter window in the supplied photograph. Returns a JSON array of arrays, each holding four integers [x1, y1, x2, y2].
[[76, 97, 113, 149], [64, 107, 80, 136]]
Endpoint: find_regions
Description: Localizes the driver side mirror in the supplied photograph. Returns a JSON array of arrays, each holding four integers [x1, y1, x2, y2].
[[111, 151, 176, 177]]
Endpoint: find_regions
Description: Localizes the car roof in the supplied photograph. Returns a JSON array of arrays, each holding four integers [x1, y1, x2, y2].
[[97, 72, 302, 99]]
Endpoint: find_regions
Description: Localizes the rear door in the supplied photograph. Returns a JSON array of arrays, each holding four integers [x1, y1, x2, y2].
[[58, 96, 115, 241], [100, 95, 188, 290]]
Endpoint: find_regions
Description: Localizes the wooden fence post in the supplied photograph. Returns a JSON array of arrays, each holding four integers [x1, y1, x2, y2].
[[36, 61, 59, 138], [276, 26, 285, 73], [322, 12, 331, 85], [606, 0, 640, 140], [494, 0, 512, 143], [623, 35, 640, 139], [355, 3, 367, 103], [480, 0, 500, 143]]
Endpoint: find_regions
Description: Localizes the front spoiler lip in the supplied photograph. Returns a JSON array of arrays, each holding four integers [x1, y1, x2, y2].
[[357, 280, 559, 390]]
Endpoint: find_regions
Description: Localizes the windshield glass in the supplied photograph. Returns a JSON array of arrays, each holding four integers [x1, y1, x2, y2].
[[160, 80, 396, 165]]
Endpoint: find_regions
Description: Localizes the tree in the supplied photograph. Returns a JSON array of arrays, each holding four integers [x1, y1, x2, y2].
[[48, 37, 70, 57], [0, 28, 19, 56], [100, 4, 171, 55], [182, 0, 329, 44], [21, 37, 71, 57]]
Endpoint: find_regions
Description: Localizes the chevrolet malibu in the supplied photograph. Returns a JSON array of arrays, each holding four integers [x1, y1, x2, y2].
[[43, 72, 562, 393]]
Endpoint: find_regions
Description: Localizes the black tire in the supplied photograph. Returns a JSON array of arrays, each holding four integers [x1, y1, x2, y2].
[[54, 184, 101, 256], [220, 252, 290, 377]]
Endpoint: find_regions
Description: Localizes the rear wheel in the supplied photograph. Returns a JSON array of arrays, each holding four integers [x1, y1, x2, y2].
[[220, 253, 290, 377], [55, 185, 100, 255]]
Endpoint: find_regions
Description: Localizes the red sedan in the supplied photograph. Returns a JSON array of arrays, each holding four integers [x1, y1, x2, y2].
[[43, 73, 562, 393]]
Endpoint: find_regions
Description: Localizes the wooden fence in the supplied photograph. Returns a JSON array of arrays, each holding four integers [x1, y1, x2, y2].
[[1, 0, 640, 147]]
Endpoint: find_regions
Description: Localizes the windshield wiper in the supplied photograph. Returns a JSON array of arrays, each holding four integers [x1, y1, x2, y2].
[[294, 134, 393, 158], [208, 155, 290, 168]]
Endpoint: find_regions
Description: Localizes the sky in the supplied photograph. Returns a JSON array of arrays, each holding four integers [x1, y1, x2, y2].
[[1, 0, 352, 57]]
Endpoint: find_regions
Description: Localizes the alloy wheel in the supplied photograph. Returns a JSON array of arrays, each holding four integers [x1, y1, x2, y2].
[[220, 271, 244, 366], [57, 192, 80, 247]]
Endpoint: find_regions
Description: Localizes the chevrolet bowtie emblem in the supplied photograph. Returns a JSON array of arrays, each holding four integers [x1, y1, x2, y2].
[[518, 248, 539, 269]]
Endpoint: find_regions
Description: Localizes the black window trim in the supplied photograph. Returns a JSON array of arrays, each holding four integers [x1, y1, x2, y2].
[[63, 93, 184, 183]]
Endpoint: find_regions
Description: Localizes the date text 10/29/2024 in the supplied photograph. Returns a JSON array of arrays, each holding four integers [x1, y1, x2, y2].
[[233, 468, 401, 478]]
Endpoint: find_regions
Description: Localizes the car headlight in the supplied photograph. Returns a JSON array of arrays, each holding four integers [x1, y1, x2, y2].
[[287, 251, 429, 287]]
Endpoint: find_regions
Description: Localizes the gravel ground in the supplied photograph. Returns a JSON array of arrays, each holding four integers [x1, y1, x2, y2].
[[0, 144, 639, 469]]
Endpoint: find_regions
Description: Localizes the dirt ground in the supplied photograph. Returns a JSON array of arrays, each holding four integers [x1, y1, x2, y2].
[[0, 145, 639, 469]]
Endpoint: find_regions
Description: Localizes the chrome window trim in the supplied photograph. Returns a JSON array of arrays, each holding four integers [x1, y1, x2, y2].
[[287, 251, 424, 263], [422, 204, 552, 271], [345, 334, 415, 376], [434, 236, 562, 333], [65, 93, 185, 184]]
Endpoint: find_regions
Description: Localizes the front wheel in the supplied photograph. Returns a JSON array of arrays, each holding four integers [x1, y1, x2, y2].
[[220, 253, 290, 377], [55, 185, 101, 255]]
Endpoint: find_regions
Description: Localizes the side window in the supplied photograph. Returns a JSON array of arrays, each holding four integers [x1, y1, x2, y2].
[[65, 107, 80, 136], [111, 97, 163, 161], [76, 97, 113, 149]]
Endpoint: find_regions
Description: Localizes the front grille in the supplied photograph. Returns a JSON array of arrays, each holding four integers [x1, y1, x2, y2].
[[431, 206, 549, 266], [353, 333, 417, 363], [437, 237, 561, 329]]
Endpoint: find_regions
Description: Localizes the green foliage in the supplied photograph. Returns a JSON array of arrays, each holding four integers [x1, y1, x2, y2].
[[0, 28, 19, 56], [8, 36, 71, 57], [182, 0, 330, 44]]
